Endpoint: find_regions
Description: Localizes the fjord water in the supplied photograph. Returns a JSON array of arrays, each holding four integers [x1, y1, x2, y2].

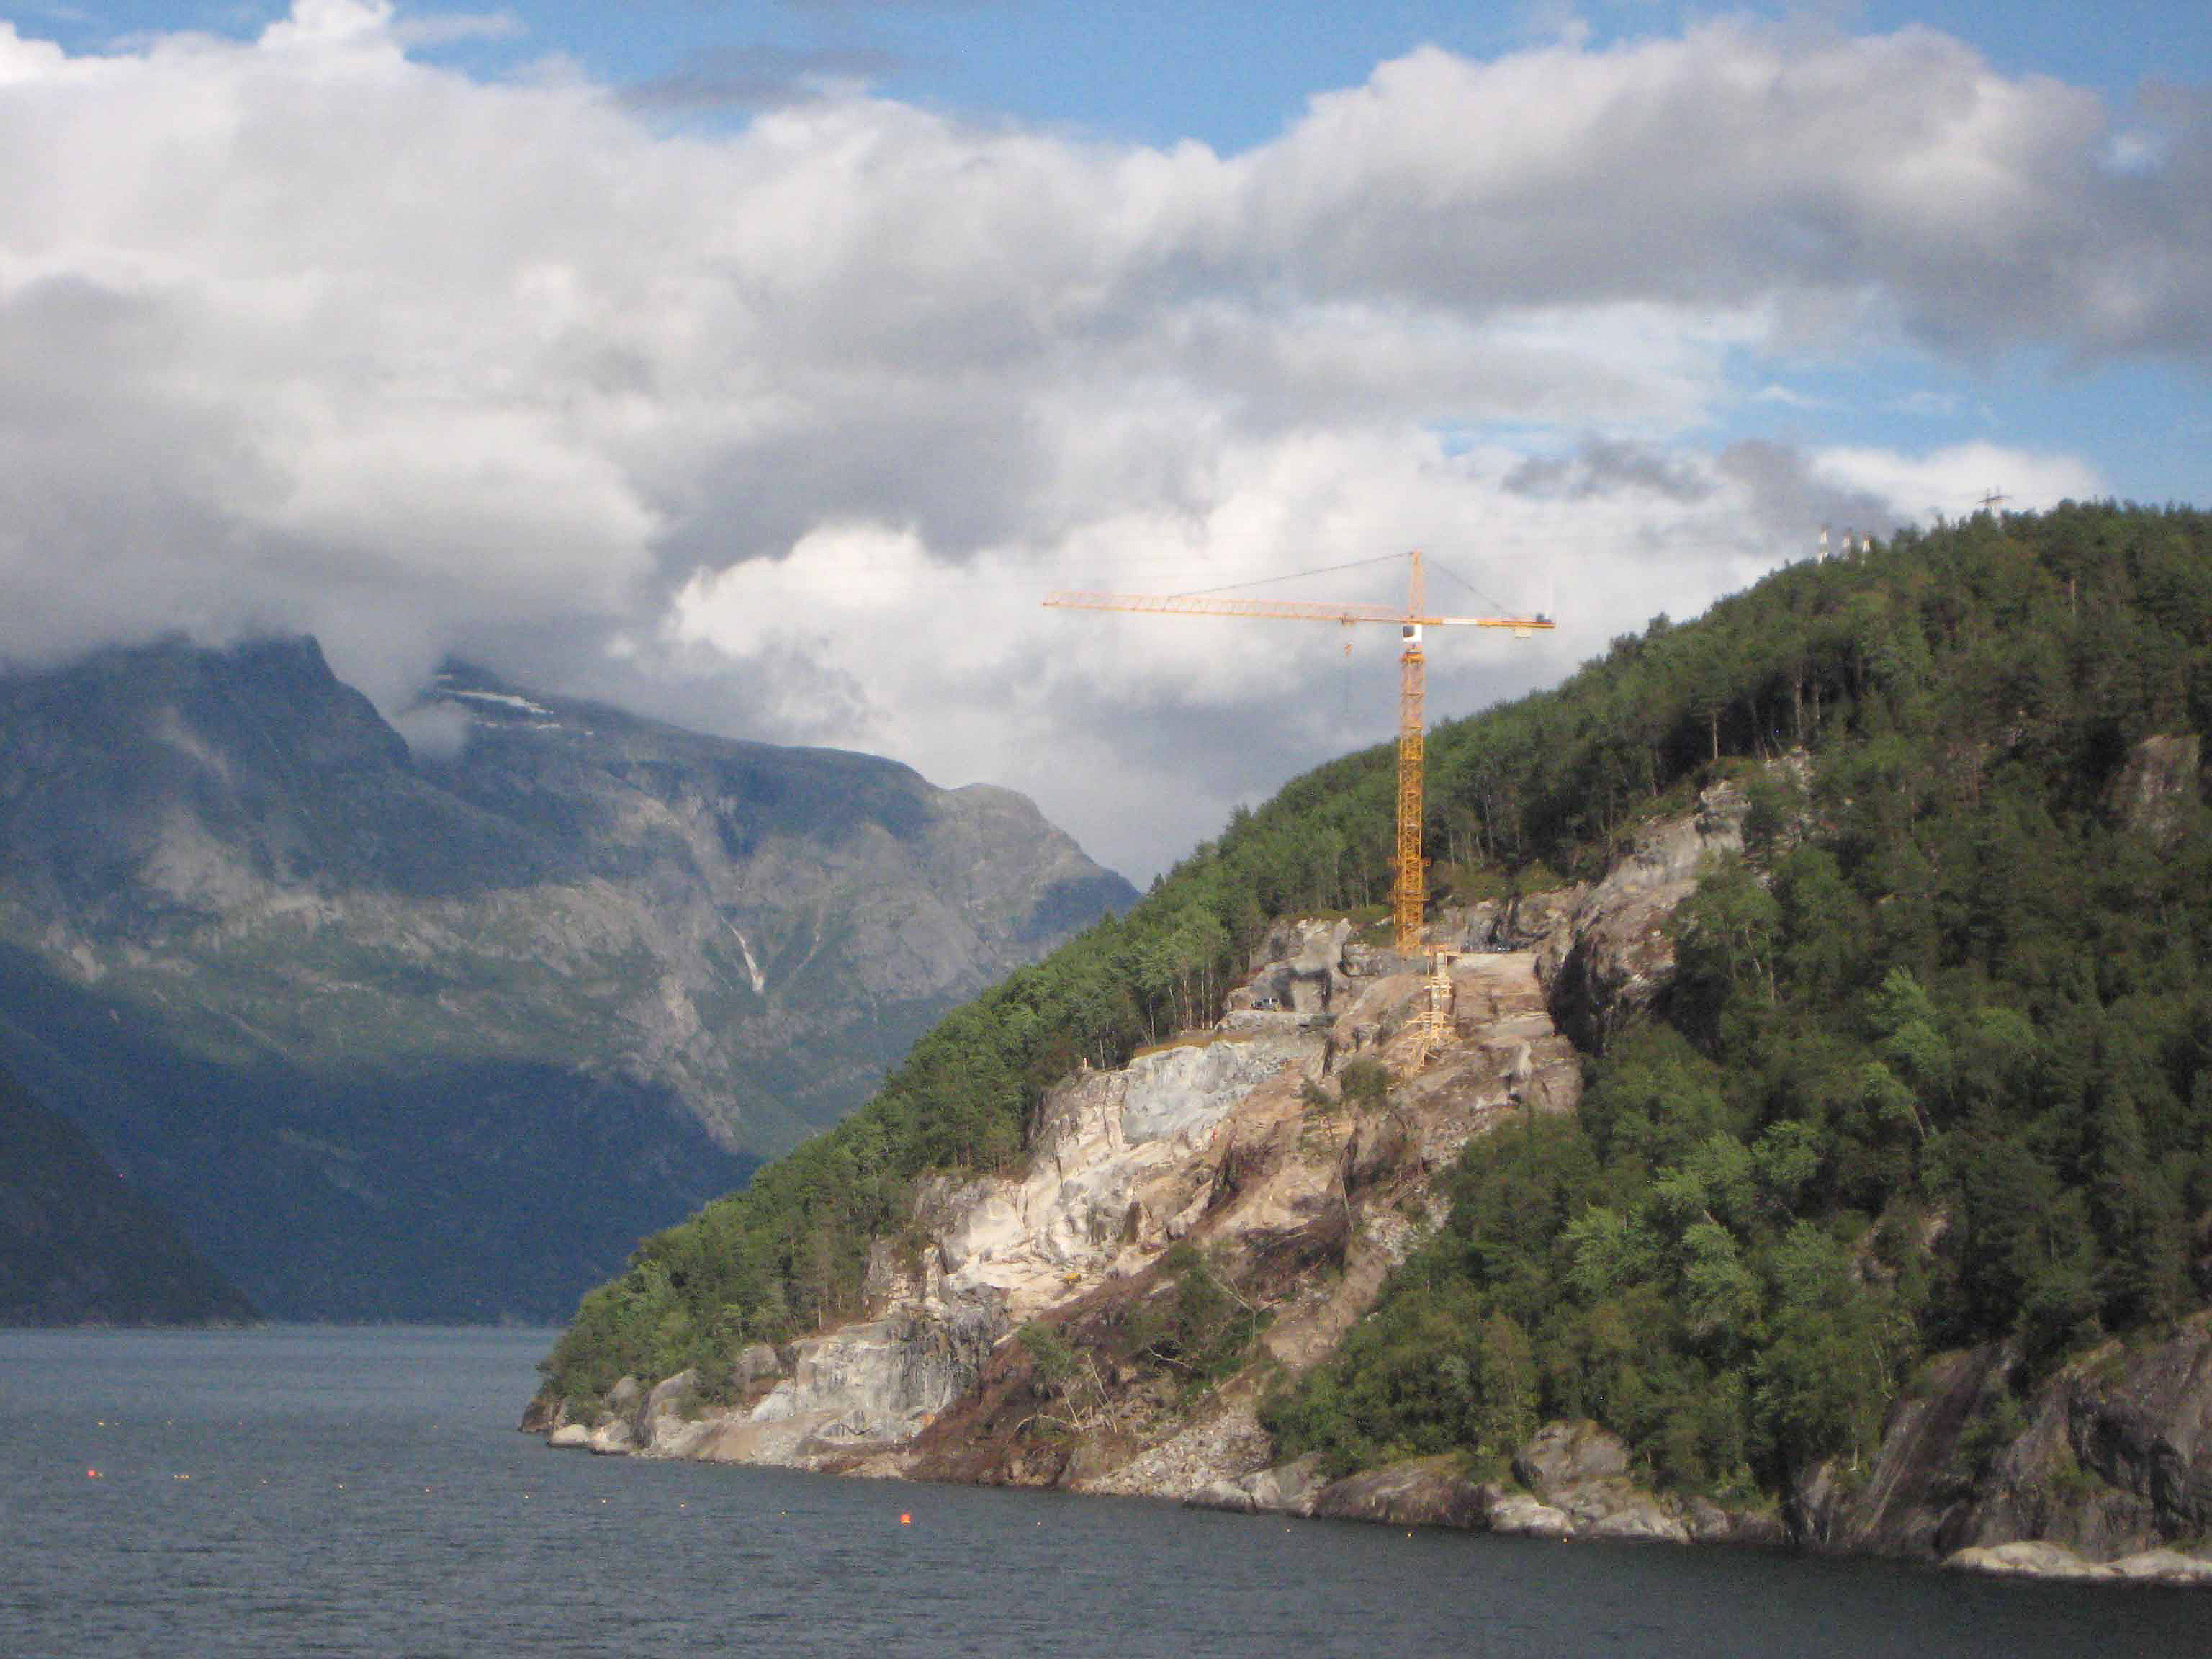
[[3, 1328, 2198, 1658]]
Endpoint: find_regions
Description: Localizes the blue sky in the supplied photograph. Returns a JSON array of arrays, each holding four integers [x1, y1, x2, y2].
[[27, 2, 2208, 138], [2, 1, 2208, 873]]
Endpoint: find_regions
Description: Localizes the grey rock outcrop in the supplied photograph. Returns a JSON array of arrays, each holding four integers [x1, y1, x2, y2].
[[729, 1343, 783, 1393], [1944, 1541, 2212, 1585], [1798, 1319, 2212, 1575], [1091, 1409, 1277, 1506], [1187, 1453, 1329, 1516], [2105, 732, 2202, 846], [1486, 1495, 1575, 1538], [1229, 920, 1354, 1017], [639, 1370, 708, 1456], [1531, 777, 1754, 1048], [1789, 1345, 2012, 1557], [1473, 888, 1589, 953], [1511, 1421, 1691, 1544], [1308, 1457, 1493, 1529], [1293, 1423, 1719, 1545], [751, 1300, 1007, 1446], [1513, 1419, 1629, 1491]]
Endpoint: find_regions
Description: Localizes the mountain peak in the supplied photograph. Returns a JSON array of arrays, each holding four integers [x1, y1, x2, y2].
[[0, 634, 1134, 1321]]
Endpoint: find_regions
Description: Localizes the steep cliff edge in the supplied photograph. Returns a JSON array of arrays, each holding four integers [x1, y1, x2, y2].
[[531, 913, 1580, 1490], [1792, 1322, 2212, 1581]]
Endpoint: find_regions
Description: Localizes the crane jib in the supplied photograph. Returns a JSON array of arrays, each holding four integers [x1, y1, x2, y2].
[[1041, 553, 1555, 956], [1040, 593, 1553, 630]]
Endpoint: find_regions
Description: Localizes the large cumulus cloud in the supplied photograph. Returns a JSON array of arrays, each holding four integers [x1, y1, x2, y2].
[[0, 3, 2190, 873]]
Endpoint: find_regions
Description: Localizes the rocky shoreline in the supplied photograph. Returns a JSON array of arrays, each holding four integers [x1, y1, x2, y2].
[[526, 1375, 2212, 1586]]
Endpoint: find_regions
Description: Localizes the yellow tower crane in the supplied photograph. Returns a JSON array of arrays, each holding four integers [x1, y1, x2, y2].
[[1043, 550, 1555, 956]]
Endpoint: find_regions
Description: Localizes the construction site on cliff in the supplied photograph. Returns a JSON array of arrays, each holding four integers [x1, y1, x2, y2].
[[1044, 550, 1555, 1052]]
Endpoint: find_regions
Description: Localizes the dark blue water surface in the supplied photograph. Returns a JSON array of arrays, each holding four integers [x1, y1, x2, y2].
[[3, 1326, 2204, 1658]]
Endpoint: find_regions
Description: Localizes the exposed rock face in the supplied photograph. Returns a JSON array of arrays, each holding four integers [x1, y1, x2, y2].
[[750, 1303, 1004, 1447], [1507, 1421, 1689, 1543], [1309, 1457, 1493, 1529], [1532, 777, 1752, 1049], [1464, 888, 1588, 953], [538, 921, 1583, 1486], [1946, 1542, 2212, 1585], [1220, 1421, 1746, 1546], [729, 1343, 783, 1393], [1797, 1321, 2212, 1582], [1228, 920, 1354, 1017], [1514, 1419, 1629, 1490], [1187, 1452, 1328, 1516], [1789, 1345, 2010, 1557], [927, 1025, 1326, 1326], [2106, 732, 2203, 846], [1487, 1494, 1576, 1539], [1084, 1408, 1280, 1503]]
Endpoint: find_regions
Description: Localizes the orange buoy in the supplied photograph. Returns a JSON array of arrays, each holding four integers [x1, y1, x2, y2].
[[899, 1512, 912, 1525]]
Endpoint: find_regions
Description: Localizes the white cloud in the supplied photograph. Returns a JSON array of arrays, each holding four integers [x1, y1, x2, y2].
[[391, 9, 523, 50], [1808, 441, 2104, 522], [0, 4, 2196, 874], [1887, 389, 1961, 418], [1753, 383, 1835, 411]]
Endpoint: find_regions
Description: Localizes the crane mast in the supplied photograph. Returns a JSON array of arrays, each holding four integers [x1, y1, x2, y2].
[[1045, 550, 1552, 956], [1396, 552, 1427, 952]]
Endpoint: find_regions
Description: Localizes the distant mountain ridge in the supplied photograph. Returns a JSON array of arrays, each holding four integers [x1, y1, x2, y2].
[[0, 1064, 255, 1326], [0, 637, 1133, 1321]]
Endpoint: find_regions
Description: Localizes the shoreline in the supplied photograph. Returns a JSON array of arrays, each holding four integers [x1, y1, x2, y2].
[[526, 1396, 2212, 1588]]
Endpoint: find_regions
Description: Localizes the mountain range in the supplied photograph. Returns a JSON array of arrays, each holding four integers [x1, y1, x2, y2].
[[0, 637, 1133, 1321]]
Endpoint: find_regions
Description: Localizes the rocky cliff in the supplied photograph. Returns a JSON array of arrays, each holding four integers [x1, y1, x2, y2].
[[532, 770, 2212, 1588], [0, 637, 1133, 1319], [531, 915, 1579, 1478], [1789, 1322, 2212, 1582]]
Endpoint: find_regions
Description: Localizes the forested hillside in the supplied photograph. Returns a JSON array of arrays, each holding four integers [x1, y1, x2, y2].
[[545, 497, 2212, 1510], [1266, 503, 2212, 1492]]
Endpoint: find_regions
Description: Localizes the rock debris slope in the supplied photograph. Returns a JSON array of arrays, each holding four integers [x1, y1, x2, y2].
[[533, 913, 1581, 1489]]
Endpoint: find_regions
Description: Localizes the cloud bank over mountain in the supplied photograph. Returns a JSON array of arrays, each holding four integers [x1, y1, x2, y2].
[[0, 1, 2189, 873]]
